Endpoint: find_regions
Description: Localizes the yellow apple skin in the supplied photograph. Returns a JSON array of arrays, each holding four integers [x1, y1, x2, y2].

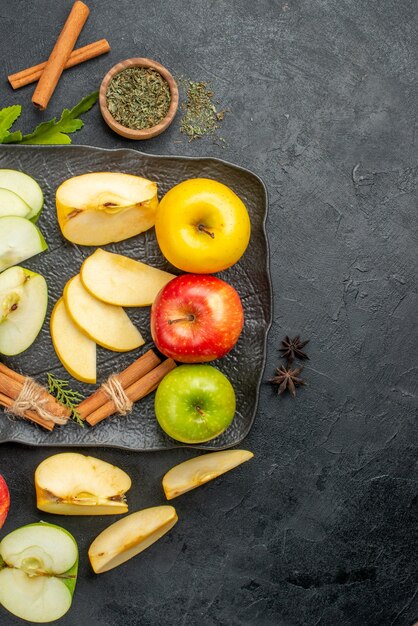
[[155, 178, 251, 273]]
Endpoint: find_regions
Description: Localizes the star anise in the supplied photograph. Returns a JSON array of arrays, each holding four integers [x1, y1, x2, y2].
[[269, 365, 305, 397], [279, 335, 309, 363]]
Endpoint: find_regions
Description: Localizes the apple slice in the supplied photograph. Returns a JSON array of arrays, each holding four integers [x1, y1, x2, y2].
[[81, 248, 175, 307], [0, 188, 31, 218], [63, 274, 144, 352], [88, 506, 178, 574], [0, 266, 48, 356], [51, 298, 96, 383], [0, 216, 47, 272], [56, 172, 158, 245], [162, 450, 254, 499], [0, 522, 78, 623], [0, 169, 44, 221], [35, 453, 132, 515]]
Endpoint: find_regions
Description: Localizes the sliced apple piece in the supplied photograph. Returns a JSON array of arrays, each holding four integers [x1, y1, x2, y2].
[[63, 274, 144, 352], [0, 522, 78, 623], [88, 506, 178, 574], [162, 450, 254, 500], [0, 188, 32, 218], [0, 266, 47, 356], [81, 248, 175, 307], [0, 216, 47, 272], [0, 169, 43, 221], [35, 453, 132, 515], [51, 298, 96, 383], [56, 172, 158, 246]]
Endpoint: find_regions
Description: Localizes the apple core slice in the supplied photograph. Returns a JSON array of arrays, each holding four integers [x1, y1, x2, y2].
[[56, 172, 158, 245], [0, 522, 78, 623], [81, 248, 175, 306], [88, 506, 178, 574], [0, 266, 48, 356], [63, 274, 144, 352], [0, 169, 44, 221], [0, 187, 32, 218], [51, 298, 96, 383], [0, 216, 47, 272], [163, 450, 254, 499], [35, 453, 132, 515]]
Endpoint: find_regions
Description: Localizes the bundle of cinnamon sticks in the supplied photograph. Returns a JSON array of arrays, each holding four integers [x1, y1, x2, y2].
[[8, 1, 110, 109]]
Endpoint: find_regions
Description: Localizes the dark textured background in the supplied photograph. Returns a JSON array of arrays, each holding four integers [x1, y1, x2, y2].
[[0, 1, 417, 624]]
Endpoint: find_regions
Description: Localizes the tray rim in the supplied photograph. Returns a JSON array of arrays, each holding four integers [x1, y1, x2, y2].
[[0, 144, 273, 452]]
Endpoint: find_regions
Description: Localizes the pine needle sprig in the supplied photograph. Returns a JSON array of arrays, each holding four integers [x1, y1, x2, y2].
[[47, 374, 85, 427]]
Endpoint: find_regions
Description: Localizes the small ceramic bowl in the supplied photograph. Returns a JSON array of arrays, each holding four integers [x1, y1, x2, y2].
[[99, 57, 179, 140]]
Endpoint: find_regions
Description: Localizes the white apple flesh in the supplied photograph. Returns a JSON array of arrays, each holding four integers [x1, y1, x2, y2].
[[0, 522, 78, 623], [0, 187, 31, 218], [50, 298, 97, 383], [0, 216, 47, 272], [0, 266, 47, 356], [0, 169, 44, 221], [63, 274, 144, 352], [35, 453, 132, 515], [163, 450, 254, 499], [88, 506, 178, 573], [80, 248, 175, 307]]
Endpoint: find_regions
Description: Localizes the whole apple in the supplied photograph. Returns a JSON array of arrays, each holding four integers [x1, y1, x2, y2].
[[155, 178, 251, 273], [151, 274, 244, 363], [0, 474, 10, 529], [155, 365, 236, 443]]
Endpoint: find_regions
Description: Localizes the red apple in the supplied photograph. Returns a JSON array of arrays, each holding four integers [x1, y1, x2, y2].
[[0, 474, 10, 528], [151, 274, 244, 362]]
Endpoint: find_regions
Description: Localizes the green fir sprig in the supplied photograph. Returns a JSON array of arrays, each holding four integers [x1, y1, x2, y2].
[[47, 374, 85, 427]]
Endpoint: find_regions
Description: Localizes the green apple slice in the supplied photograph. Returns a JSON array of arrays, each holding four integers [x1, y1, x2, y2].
[[0, 216, 47, 272], [63, 274, 144, 352], [163, 450, 254, 499], [88, 506, 178, 574], [0, 169, 43, 221], [0, 522, 78, 623], [80, 248, 175, 307], [0, 266, 48, 356], [0, 188, 32, 218]]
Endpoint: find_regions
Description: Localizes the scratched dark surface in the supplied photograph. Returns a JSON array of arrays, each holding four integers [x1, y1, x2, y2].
[[0, 1, 417, 625]]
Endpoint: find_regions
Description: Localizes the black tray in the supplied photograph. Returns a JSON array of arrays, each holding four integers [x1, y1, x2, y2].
[[0, 145, 271, 451]]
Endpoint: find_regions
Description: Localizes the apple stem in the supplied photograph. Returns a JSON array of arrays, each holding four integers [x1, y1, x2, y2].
[[195, 405, 205, 417], [198, 224, 215, 239], [168, 314, 195, 325]]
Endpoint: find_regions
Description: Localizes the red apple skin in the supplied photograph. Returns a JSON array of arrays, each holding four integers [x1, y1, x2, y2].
[[151, 274, 244, 363], [0, 474, 10, 529]]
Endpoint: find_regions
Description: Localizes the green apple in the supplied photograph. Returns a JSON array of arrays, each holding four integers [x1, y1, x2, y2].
[[0, 216, 47, 272], [0, 169, 44, 221], [0, 522, 78, 623], [0, 266, 48, 355], [155, 365, 236, 443], [0, 188, 32, 218]]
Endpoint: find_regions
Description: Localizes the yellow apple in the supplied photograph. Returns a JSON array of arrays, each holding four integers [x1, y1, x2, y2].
[[63, 275, 144, 352], [80, 248, 175, 307], [35, 453, 132, 515], [50, 298, 96, 384], [162, 450, 254, 499], [88, 506, 178, 573], [155, 178, 251, 273], [56, 172, 158, 246]]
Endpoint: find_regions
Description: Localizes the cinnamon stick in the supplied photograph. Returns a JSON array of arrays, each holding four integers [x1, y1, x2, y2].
[[8, 39, 110, 90], [0, 392, 54, 431], [77, 349, 161, 420], [32, 1, 90, 110], [86, 358, 176, 426]]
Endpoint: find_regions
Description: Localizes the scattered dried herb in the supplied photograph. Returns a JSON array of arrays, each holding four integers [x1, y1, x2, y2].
[[269, 365, 305, 397], [179, 79, 227, 141], [279, 335, 310, 363], [106, 67, 171, 130], [47, 374, 85, 426]]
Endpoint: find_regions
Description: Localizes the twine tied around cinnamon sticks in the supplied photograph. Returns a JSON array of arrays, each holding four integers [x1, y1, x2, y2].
[[101, 375, 133, 416], [5, 378, 68, 426]]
